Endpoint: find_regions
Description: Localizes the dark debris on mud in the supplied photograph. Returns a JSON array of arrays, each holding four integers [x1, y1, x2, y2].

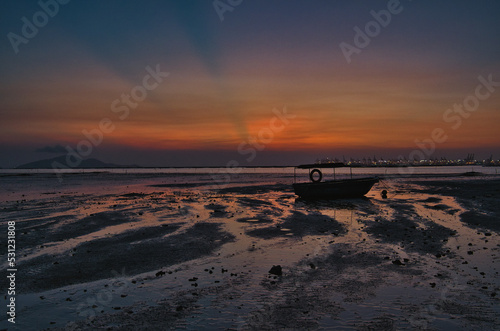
[[10, 221, 234, 293]]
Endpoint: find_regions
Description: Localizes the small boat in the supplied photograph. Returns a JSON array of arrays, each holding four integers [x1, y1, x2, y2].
[[292, 163, 379, 199]]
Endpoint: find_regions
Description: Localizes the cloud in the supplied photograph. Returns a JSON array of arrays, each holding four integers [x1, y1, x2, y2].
[[35, 144, 67, 154]]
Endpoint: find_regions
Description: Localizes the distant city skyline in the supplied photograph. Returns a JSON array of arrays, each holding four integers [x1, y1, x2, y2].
[[1, 1, 500, 168]]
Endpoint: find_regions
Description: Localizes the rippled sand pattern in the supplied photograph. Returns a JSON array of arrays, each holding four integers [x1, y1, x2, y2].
[[0, 173, 499, 330]]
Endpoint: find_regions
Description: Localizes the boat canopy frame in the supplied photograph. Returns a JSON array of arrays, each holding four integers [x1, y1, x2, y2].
[[294, 163, 353, 183], [296, 162, 346, 169]]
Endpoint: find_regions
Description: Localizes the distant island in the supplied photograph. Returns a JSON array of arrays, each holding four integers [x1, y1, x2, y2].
[[16, 156, 138, 169]]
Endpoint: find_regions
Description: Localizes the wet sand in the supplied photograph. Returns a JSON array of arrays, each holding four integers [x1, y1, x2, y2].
[[0, 173, 499, 330]]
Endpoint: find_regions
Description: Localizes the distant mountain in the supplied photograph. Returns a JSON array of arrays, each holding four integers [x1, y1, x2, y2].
[[16, 156, 137, 169]]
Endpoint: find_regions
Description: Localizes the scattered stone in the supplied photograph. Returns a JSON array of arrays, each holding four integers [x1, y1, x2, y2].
[[392, 259, 405, 266], [269, 265, 282, 276]]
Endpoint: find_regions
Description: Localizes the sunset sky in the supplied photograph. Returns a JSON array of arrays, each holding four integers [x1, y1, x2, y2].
[[1, 0, 500, 167]]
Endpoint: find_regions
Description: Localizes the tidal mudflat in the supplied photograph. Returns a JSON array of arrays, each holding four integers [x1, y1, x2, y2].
[[0, 173, 499, 330]]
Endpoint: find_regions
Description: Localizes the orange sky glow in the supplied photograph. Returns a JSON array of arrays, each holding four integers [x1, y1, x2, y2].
[[1, 1, 499, 167]]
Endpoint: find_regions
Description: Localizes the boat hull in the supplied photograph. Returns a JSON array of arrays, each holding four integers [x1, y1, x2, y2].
[[293, 177, 379, 199]]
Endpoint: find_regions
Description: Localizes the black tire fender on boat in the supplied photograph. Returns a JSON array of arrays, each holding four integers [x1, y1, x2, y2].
[[310, 169, 322, 182]]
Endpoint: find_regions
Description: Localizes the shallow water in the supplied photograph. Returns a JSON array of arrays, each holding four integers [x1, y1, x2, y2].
[[0, 173, 499, 330]]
